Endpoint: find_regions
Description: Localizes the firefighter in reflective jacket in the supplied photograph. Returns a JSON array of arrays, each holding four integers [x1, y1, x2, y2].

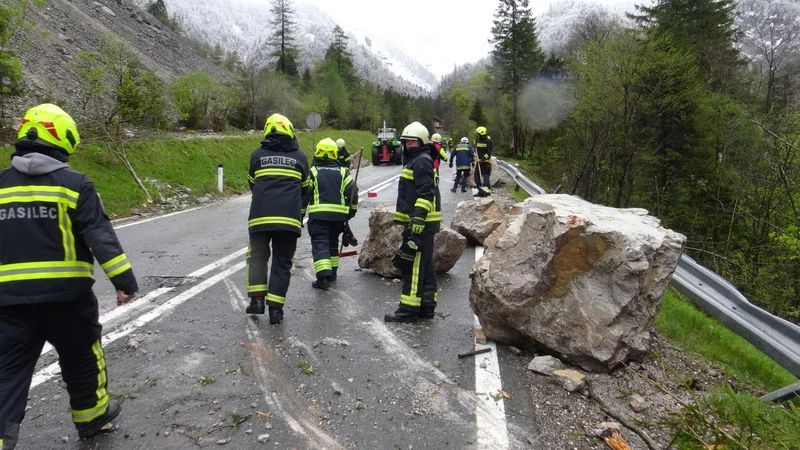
[[474, 126, 493, 196], [335, 138, 352, 169], [308, 138, 358, 290], [449, 137, 475, 193], [0, 104, 138, 449], [385, 122, 441, 323], [245, 114, 311, 324]]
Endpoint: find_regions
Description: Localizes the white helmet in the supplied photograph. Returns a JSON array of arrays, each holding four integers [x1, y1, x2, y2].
[[431, 133, 442, 143], [336, 138, 346, 149], [460, 137, 469, 143], [400, 122, 430, 144]]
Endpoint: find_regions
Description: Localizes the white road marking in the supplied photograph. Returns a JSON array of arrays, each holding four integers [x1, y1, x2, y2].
[[358, 173, 400, 196], [31, 175, 399, 390], [474, 246, 510, 449], [114, 207, 202, 230], [31, 262, 247, 389]]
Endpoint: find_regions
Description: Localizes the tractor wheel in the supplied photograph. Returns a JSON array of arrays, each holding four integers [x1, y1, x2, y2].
[[372, 147, 381, 166], [391, 147, 403, 165]]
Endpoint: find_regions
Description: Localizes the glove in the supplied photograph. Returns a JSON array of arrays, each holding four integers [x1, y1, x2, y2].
[[342, 223, 358, 247], [449, 163, 453, 168], [410, 216, 425, 234], [392, 239, 418, 271], [483, 154, 489, 160]]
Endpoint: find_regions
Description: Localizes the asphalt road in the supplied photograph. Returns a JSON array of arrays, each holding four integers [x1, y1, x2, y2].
[[19, 164, 541, 450]]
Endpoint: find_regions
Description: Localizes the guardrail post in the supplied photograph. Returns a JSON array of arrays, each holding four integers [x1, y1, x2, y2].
[[217, 164, 223, 193]]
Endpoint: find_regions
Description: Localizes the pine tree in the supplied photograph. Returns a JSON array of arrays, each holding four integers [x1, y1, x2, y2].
[[468, 99, 487, 126], [630, 0, 743, 94], [268, 0, 299, 77], [490, 0, 544, 156], [324, 25, 356, 86]]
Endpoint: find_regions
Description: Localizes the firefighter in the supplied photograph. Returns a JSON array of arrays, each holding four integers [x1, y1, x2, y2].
[[308, 138, 358, 290], [473, 126, 493, 196], [0, 104, 138, 448], [449, 137, 475, 192], [385, 122, 441, 323], [430, 133, 448, 171], [335, 138, 352, 169], [245, 113, 311, 324]]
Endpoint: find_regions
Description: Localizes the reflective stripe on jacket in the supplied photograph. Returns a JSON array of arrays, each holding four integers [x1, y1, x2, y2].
[[248, 134, 311, 235], [394, 145, 441, 226], [450, 143, 475, 169], [308, 158, 358, 222]]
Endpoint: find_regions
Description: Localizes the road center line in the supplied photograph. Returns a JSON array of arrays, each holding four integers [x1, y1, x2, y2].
[[474, 246, 510, 449], [114, 207, 202, 230]]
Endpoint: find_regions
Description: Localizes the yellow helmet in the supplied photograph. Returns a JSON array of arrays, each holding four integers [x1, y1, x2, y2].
[[314, 138, 339, 160], [17, 103, 80, 154], [336, 138, 346, 149], [475, 126, 487, 136], [400, 121, 430, 144], [264, 113, 295, 139], [431, 133, 442, 143]]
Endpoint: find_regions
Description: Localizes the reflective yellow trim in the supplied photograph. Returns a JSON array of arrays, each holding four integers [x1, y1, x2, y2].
[[0, 185, 79, 209], [107, 263, 132, 279], [247, 174, 255, 184], [309, 204, 349, 214], [101, 254, 131, 278], [400, 168, 414, 180], [314, 259, 332, 273], [393, 212, 411, 222], [302, 178, 312, 187], [414, 198, 433, 212], [330, 256, 339, 268], [0, 261, 94, 283], [425, 212, 441, 222], [311, 167, 321, 206], [400, 294, 421, 307], [255, 168, 301, 179], [248, 284, 268, 293], [248, 216, 302, 229], [101, 254, 126, 270], [410, 250, 422, 300], [73, 340, 108, 423], [266, 293, 285, 304]]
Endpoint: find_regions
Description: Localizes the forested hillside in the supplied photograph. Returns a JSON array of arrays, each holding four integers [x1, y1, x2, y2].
[[436, 0, 800, 322]]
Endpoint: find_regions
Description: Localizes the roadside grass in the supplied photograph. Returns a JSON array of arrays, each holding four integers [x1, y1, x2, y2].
[[504, 183, 530, 202], [1, 129, 376, 218], [655, 289, 797, 393]]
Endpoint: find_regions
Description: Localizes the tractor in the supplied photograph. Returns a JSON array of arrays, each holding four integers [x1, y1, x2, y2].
[[371, 126, 403, 166]]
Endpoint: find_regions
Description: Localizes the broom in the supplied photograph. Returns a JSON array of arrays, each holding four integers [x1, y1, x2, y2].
[[339, 150, 364, 257]]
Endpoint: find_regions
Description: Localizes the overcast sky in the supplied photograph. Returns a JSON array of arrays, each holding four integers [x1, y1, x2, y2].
[[299, 0, 635, 78]]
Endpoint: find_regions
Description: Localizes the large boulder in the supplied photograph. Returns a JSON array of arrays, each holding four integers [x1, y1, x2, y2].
[[451, 198, 509, 245], [470, 195, 686, 372], [358, 204, 466, 278]]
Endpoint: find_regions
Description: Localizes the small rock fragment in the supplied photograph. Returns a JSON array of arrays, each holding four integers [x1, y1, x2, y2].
[[61, 436, 69, 444], [264, 423, 273, 430], [245, 429, 252, 434], [257, 433, 270, 443], [508, 346, 522, 356], [164, 431, 170, 437], [593, 421, 621, 438], [552, 369, 585, 392], [629, 394, 649, 412], [527, 355, 565, 375], [167, 345, 175, 353], [433, 361, 440, 368], [216, 438, 229, 445]]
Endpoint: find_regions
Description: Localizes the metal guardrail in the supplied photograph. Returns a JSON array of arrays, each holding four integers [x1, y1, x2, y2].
[[497, 159, 800, 401]]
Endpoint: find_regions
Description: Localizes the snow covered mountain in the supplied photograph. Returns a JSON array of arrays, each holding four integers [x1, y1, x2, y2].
[[143, 0, 437, 95]]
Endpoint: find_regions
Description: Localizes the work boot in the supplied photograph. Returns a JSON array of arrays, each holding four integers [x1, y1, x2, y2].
[[245, 296, 265, 314], [312, 276, 331, 290], [331, 269, 337, 281], [419, 309, 436, 319], [461, 187, 467, 193], [384, 306, 418, 323], [76, 399, 121, 439], [268, 306, 283, 325], [450, 187, 457, 193]]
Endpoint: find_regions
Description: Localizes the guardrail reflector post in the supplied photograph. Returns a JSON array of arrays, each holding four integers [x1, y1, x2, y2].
[[218, 164, 224, 193]]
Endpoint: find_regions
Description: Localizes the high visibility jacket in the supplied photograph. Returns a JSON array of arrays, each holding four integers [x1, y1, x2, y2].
[[0, 150, 138, 306], [450, 143, 475, 169], [248, 134, 311, 236], [394, 145, 441, 227], [308, 158, 358, 222], [476, 135, 493, 162]]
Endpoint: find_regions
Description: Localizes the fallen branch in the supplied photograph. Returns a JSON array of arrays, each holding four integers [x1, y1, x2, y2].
[[458, 348, 492, 359], [586, 379, 659, 450]]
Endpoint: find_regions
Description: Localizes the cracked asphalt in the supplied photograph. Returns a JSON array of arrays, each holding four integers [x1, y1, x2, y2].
[[17, 164, 541, 450]]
